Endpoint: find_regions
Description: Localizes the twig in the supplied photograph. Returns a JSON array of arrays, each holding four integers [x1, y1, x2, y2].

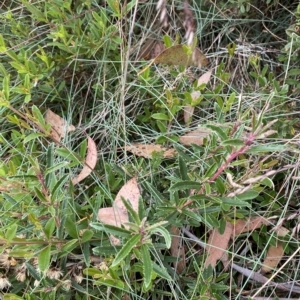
[[182, 228, 300, 295]]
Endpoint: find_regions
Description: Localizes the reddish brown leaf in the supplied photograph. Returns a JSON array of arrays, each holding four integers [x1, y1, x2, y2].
[[178, 127, 211, 146], [72, 136, 97, 185], [205, 222, 233, 268], [45, 109, 75, 142], [125, 143, 177, 159], [233, 216, 270, 236], [98, 177, 141, 245], [170, 226, 186, 273], [261, 242, 284, 274]]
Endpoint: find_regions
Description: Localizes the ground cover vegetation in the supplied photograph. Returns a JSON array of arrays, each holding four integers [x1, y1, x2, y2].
[[0, 0, 300, 299]]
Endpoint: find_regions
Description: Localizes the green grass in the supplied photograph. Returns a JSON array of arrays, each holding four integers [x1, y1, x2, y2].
[[0, 0, 300, 299]]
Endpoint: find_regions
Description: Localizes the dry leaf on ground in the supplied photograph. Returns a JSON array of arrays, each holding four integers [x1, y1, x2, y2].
[[137, 39, 166, 60], [261, 226, 289, 274], [45, 109, 75, 142], [261, 242, 284, 274], [183, 70, 212, 124], [232, 216, 271, 236], [138, 44, 208, 75], [178, 127, 211, 146], [205, 222, 233, 268], [98, 177, 141, 245], [125, 143, 177, 159], [153, 45, 208, 67], [170, 226, 186, 274], [197, 69, 212, 87], [72, 136, 97, 185]]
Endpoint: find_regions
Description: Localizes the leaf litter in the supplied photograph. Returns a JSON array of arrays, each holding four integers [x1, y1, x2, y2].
[[125, 143, 177, 158], [72, 135, 98, 185], [45, 109, 75, 142], [98, 177, 140, 245], [138, 44, 208, 75]]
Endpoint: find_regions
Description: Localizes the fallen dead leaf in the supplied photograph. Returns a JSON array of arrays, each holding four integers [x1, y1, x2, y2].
[[232, 216, 270, 236], [125, 143, 177, 159], [154, 44, 208, 67], [138, 44, 208, 75], [138, 39, 166, 60], [98, 177, 141, 245], [261, 226, 289, 274], [197, 69, 212, 87], [72, 136, 97, 185], [183, 105, 195, 124], [261, 242, 284, 274], [170, 226, 186, 274], [183, 70, 212, 124], [178, 127, 212, 146], [45, 109, 75, 142], [205, 222, 233, 268]]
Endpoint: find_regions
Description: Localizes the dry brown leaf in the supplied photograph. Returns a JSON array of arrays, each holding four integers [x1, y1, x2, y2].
[[154, 45, 208, 67], [261, 226, 289, 274], [125, 143, 177, 159], [138, 44, 208, 75], [45, 109, 75, 142], [178, 127, 211, 146], [170, 226, 186, 274], [138, 39, 166, 60], [233, 216, 270, 236], [183, 105, 195, 124], [261, 242, 284, 274], [72, 136, 97, 185], [205, 222, 233, 268], [197, 69, 212, 87], [98, 177, 141, 245]]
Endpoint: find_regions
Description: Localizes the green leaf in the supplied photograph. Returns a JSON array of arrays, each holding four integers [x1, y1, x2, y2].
[[44, 217, 55, 239], [61, 239, 79, 253], [247, 144, 286, 153], [111, 234, 141, 267], [143, 182, 166, 204], [51, 174, 69, 199], [221, 138, 244, 147], [38, 245, 51, 272], [81, 230, 94, 243], [138, 196, 146, 221], [90, 223, 131, 237], [5, 223, 18, 241], [151, 113, 170, 121], [65, 216, 79, 238], [3, 75, 10, 100], [236, 190, 259, 201], [220, 197, 251, 207], [32, 105, 46, 128], [169, 180, 202, 192], [152, 263, 172, 280], [23, 133, 45, 143], [206, 124, 227, 141], [140, 245, 152, 289], [3, 293, 25, 300], [92, 246, 120, 256], [121, 197, 140, 224], [179, 156, 189, 180], [44, 161, 70, 175], [94, 278, 125, 289], [150, 226, 171, 249], [83, 268, 102, 276], [0, 34, 7, 52]]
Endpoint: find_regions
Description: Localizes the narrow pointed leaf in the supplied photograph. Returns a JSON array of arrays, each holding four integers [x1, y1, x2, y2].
[[111, 234, 141, 267]]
